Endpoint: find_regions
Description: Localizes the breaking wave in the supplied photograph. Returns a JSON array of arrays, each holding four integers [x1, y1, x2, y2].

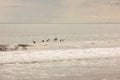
[[0, 47, 120, 65]]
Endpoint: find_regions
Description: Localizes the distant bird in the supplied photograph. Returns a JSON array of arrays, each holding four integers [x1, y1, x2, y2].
[[42, 40, 44, 42], [32, 40, 36, 44], [54, 37, 58, 42], [60, 39, 64, 42], [46, 39, 50, 42]]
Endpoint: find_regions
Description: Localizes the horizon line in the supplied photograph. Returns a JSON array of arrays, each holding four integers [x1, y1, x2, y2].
[[0, 23, 120, 24]]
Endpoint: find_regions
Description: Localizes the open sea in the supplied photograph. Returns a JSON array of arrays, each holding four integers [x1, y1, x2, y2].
[[0, 24, 120, 44], [0, 24, 120, 80]]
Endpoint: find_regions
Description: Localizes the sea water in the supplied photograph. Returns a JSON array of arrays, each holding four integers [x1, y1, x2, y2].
[[0, 47, 120, 80], [0, 47, 120, 65], [0, 24, 120, 80], [0, 24, 120, 44]]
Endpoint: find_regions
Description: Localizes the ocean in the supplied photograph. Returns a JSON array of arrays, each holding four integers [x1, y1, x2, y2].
[[0, 47, 120, 80], [0, 24, 120, 80], [0, 24, 120, 44]]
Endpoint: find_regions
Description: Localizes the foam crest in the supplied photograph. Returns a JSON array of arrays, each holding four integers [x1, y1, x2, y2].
[[0, 47, 120, 65]]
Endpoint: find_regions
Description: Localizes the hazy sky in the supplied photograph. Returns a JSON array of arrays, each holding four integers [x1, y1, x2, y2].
[[0, 0, 120, 23]]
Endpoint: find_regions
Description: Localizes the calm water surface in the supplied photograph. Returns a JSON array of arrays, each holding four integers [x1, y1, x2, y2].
[[0, 24, 120, 44]]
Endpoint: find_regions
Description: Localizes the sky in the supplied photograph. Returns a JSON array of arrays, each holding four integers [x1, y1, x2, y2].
[[0, 0, 120, 23]]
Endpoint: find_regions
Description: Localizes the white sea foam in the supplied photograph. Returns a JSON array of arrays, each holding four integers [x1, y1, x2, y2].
[[0, 47, 120, 65]]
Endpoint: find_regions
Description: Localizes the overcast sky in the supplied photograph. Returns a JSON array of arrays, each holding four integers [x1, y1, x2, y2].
[[0, 0, 120, 23]]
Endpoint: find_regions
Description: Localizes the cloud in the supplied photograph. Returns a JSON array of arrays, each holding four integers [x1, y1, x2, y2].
[[52, 0, 120, 23], [109, 0, 120, 6], [0, 0, 22, 7], [0, 0, 120, 23]]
